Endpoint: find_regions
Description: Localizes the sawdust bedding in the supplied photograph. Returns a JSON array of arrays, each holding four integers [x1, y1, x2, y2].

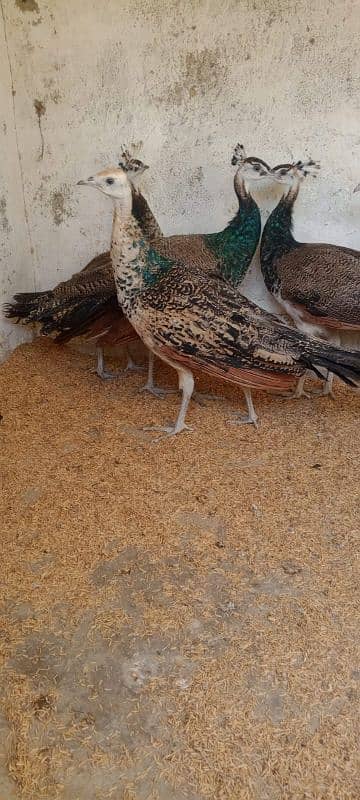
[[0, 338, 359, 800]]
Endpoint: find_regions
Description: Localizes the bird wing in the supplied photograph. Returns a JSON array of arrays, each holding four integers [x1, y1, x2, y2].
[[52, 260, 115, 301], [80, 251, 112, 274], [149, 234, 220, 273], [276, 244, 360, 328], [56, 299, 138, 346], [136, 266, 308, 391]]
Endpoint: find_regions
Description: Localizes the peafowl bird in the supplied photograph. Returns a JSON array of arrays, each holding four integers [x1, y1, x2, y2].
[[261, 159, 360, 397], [4, 154, 161, 380]]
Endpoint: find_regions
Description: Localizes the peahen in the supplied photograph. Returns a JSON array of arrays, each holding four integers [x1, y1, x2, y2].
[[76, 163, 360, 436], [260, 159, 360, 397], [4, 153, 159, 381]]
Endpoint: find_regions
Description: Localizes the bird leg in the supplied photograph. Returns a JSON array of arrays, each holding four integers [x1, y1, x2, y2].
[[139, 352, 177, 398], [95, 347, 120, 380], [123, 347, 146, 373], [143, 365, 195, 438], [140, 354, 223, 403], [226, 388, 259, 428], [310, 370, 335, 399], [307, 335, 339, 398], [95, 346, 145, 380], [280, 374, 311, 400]]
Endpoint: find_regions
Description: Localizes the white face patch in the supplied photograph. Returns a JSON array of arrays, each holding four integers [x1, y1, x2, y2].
[[79, 166, 131, 199]]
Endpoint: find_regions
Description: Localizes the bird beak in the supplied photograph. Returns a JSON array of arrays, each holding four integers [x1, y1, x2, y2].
[[77, 178, 95, 186], [354, 183, 360, 193], [269, 171, 285, 183]]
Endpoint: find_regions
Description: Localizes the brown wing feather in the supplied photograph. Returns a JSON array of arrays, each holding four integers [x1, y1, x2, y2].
[[158, 344, 298, 392], [135, 266, 309, 380], [81, 308, 139, 346], [277, 244, 360, 327], [80, 251, 112, 275], [132, 265, 360, 390]]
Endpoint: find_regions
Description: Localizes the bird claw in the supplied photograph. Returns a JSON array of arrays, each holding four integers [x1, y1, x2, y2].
[[280, 389, 311, 400], [91, 366, 123, 381], [226, 412, 258, 428], [138, 385, 176, 399], [191, 392, 223, 406], [124, 359, 146, 374], [142, 423, 193, 440], [309, 386, 335, 399]]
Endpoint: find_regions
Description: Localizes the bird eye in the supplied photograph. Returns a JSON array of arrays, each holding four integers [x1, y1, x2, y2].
[[253, 164, 261, 171], [106, 177, 115, 185]]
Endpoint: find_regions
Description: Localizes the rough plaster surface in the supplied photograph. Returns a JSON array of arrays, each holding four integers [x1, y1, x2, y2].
[[0, 0, 360, 357]]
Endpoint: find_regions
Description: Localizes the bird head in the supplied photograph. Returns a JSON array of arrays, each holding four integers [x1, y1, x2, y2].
[[231, 143, 271, 182], [270, 159, 320, 185], [118, 146, 149, 181], [77, 166, 131, 199]]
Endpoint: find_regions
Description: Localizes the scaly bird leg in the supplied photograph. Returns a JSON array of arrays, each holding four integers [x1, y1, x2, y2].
[[139, 354, 223, 403], [139, 351, 176, 398], [143, 365, 195, 438], [309, 335, 339, 398], [280, 374, 311, 400], [95, 346, 145, 381], [227, 388, 259, 428], [95, 347, 119, 380], [310, 370, 335, 399], [123, 347, 146, 373]]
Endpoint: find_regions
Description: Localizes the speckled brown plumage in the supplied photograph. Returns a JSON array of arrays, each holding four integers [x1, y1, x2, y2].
[[131, 263, 360, 392], [275, 244, 360, 328]]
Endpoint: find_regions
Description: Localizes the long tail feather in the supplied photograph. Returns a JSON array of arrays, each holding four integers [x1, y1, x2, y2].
[[305, 344, 360, 388], [4, 291, 53, 323]]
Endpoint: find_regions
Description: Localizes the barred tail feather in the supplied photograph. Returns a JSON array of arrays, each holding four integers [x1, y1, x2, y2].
[[4, 291, 53, 324]]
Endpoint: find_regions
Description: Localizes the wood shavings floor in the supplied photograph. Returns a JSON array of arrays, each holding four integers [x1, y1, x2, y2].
[[1, 338, 359, 800]]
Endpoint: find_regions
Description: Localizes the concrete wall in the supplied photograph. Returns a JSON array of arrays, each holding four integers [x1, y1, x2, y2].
[[1, 0, 360, 357]]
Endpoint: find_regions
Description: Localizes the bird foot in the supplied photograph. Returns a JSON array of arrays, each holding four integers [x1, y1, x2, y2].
[[142, 423, 193, 440], [124, 358, 146, 374], [91, 365, 122, 381], [191, 391, 224, 406], [139, 384, 177, 399], [280, 388, 312, 400], [308, 386, 335, 399], [226, 412, 259, 428]]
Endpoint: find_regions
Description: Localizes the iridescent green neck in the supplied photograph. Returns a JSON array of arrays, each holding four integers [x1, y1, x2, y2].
[[260, 187, 300, 293], [205, 194, 261, 287]]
